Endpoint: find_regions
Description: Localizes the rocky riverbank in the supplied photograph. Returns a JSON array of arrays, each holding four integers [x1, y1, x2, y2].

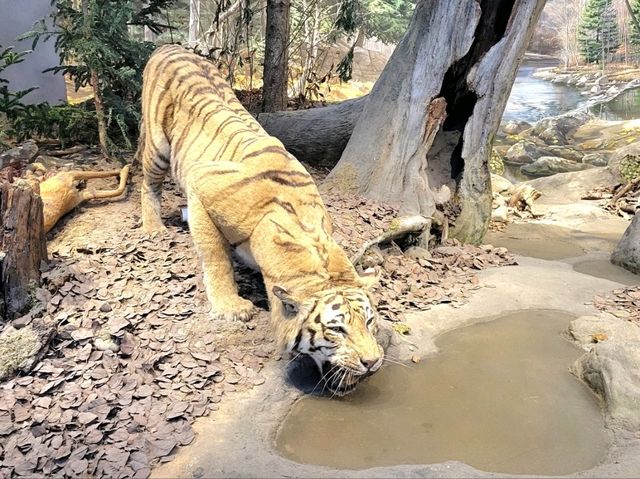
[[532, 65, 640, 101], [494, 110, 640, 182]]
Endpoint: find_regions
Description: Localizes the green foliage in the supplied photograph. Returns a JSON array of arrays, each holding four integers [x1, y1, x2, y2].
[[23, 0, 174, 150], [0, 46, 37, 121], [12, 102, 97, 147], [577, 0, 620, 63], [335, 0, 415, 45], [490, 148, 505, 175], [630, 0, 640, 45]]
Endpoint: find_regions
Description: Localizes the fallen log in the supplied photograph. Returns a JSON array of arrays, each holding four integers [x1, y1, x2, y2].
[[39, 165, 130, 232], [610, 177, 640, 205], [0, 181, 47, 321], [350, 215, 432, 266], [257, 97, 366, 167]]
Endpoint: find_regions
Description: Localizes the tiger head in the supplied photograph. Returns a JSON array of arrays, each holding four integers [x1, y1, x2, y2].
[[272, 273, 384, 396]]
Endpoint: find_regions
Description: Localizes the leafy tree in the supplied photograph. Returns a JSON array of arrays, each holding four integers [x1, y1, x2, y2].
[[0, 46, 37, 122], [335, 0, 415, 45], [25, 0, 174, 154], [577, 0, 620, 64], [628, 0, 640, 45]]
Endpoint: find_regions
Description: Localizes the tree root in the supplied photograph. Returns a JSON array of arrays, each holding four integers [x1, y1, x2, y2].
[[350, 215, 432, 265]]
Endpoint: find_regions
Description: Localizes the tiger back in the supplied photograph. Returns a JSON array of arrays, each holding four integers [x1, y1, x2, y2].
[[139, 45, 384, 395]]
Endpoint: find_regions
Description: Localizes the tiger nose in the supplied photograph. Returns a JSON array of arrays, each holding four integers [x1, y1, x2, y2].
[[361, 358, 378, 370]]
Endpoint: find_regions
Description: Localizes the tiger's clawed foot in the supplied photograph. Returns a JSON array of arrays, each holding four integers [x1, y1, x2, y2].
[[210, 297, 257, 322]]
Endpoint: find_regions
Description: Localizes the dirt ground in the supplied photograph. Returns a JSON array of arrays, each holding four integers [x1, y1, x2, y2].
[[0, 150, 519, 478]]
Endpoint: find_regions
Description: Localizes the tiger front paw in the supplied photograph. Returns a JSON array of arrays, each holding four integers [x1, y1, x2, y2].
[[141, 220, 168, 234], [210, 297, 256, 322]]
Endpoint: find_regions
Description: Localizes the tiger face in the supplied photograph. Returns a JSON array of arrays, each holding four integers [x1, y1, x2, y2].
[[274, 286, 384, 396]]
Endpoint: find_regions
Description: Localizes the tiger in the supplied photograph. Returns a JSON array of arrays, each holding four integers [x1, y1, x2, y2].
[[138, 45, 384, 395]]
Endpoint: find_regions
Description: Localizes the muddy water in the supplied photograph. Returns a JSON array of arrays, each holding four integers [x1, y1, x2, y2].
[[573, 259, 639, 285], [484, 223, 620, 260], [276, 310, 609, 475]]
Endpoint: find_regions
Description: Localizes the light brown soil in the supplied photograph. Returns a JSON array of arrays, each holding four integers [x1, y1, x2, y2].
[[0, 152, 515, 478]]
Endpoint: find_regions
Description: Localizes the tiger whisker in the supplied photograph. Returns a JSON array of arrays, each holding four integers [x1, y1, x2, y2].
[[285, 352, 303, 368], [321, 368, 342, 396], [313, 364, 340, 395], [381, 357, 411, 368], [332, 369, 349, 400]]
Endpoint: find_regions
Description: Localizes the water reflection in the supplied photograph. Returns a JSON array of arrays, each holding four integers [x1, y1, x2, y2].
[[503, 61, 640, 124], [589, 88, 640, 121]]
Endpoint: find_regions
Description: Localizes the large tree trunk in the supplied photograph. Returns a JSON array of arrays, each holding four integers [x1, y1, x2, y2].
[[258, 97, 366, 167], [322, 0, 546, 243], [0, 182, 47, 322], [262, 0, 290, 112]]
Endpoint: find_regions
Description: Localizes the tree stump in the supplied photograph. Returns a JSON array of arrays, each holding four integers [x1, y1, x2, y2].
[[0, 181, 47, 321]]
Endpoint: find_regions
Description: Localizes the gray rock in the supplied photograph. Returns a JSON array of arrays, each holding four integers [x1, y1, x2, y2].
[[546, 145, 584, 162], [582, 152, 609, 167], [504, 141, 550, 165], [0, 140, 38, 168], [491, 205, 509, 223], [520, 156, 592, 177], [570, 315, 640, 431], [502, 120, 532, 135], [530, 111, 592, 145], [491, 174, 513, 194], [606, 85, 620, 97], [611, 213, 640, 274]]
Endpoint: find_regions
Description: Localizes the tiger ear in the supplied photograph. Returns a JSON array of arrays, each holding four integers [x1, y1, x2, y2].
[[357, 267, 381, 290], [272, 286, 300, 317]]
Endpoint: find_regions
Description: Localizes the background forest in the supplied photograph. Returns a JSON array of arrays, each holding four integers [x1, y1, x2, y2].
[[2, 0, 640, 156]]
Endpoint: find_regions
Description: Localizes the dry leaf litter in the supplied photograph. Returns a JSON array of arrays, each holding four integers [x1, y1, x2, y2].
[[591, 287, 640, 324], [0, 153, 516, 477]]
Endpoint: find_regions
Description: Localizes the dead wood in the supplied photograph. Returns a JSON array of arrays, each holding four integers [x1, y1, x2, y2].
[[0, 182, 47, 321], [508, 184, 542, 213], [40, 165, 130, 233], [44, 145, 87, 157], [610, 177, 640, 204], [350, 215, 431, 265], [257, 97, 366, 167]]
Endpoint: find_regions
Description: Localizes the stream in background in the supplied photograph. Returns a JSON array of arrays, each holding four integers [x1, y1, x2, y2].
[[503, 59, 640, 124]]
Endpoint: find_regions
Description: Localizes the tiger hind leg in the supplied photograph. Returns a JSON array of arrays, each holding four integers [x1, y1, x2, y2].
[[140, 139, 169, 233], [187, 193, 256, 321]]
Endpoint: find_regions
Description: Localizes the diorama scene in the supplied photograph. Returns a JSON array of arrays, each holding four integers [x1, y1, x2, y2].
[[0, 0, 639, 477]]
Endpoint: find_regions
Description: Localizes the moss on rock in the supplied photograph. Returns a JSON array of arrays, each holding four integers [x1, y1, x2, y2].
[[0, 326, 42, 380], [490, 148, 505, 175]]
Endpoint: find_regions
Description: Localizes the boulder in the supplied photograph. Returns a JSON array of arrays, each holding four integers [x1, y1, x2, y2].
[[530, 111, 592, 145], [570, 315, 640, 431], [609, 142, 640, 181], [611, 213, 640, 274], [520, 156, 592, 177], [491, 204, 509, 223], [502, 120, 532, 135], [504, 141, 550, 165], [491, 174, 513, 194], [0, 140, 38, 169], [582, 152, 609, 167], [606, 85, 620, 97], [545, 145, 584, 162]]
